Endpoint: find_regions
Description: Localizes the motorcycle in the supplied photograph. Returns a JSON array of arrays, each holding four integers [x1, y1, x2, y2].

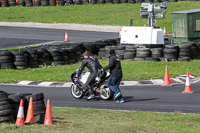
[[70, 68, 114, 100]]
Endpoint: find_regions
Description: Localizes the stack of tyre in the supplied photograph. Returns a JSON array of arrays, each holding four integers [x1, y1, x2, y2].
[[8, 93, 31, 120], [178, 43, 192, 62], [25, 93, 46, 124], [150, 48, 163, 61], [9, 0, 16, 6], [98, 48, 106, 59], [41, 0, 49, 6], [18, 0, 25, 6], [0, 91, 14, 123], [102, 46, 116, 58], [66, 0, 73, 5], [163, 45, 179, 61], [12, 51, 28, 70], [34, 0, 41, 6], [191, 42, 200, 59], [116, 45, 126, 60], [1, 0, 9, 7], [135, 48, 151, 61], [0, 51, 15, 69], [48, 49, 65, 66], [37, 48, 51, 66], [60, 48, 71, 65], [26, 0, 33, 6], [124, 45, 137, 61], [27, 49, 39, 68]]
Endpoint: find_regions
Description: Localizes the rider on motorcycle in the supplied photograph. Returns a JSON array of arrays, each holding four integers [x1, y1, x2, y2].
[[78, 51, 102, 100]]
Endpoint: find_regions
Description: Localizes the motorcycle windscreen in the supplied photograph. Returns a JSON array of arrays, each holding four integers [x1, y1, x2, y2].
[[79, 72, 90, 84]]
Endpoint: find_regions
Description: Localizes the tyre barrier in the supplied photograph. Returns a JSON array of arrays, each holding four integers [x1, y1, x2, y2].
[[6, 92, 46, 124], [0, 0, 196, 7], [0, 40, 200, 70], [0, 91, 14, 123], [97, 41, 200, 62]]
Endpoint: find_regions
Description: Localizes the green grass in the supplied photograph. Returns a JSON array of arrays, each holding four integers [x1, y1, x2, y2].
[[1, 107, 200, 133], [0, 59, 200, 83], [0, 2, 200, 32]]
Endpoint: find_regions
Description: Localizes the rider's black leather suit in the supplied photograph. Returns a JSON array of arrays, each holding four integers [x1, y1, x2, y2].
[[78, 56, 102, 95]]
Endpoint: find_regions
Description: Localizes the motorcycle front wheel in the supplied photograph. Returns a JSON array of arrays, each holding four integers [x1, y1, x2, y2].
[[70, 84, 84, 99], [99, 83, 114, 100]]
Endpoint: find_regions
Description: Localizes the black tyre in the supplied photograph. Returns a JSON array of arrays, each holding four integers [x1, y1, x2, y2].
[[8, 95, 23, 103], [178, 57, 190, 62], [163, 49, 178, 54], [0, 93, 8, 101], [33, 100, 45, 109], [25, 93, 44, 102], [165, 45, 179, 49], [14, 62, 27, 66], [179, 52, 191, 57], [116, 45, 126, 50], [179, 44, 192, 49], [164, 54, 178, 59], [135, 57, 145, 61], [99, 83, 114, 100], [52, 61, 65, 66], [0, 51, 11, 56], [124, 52, 136, 59], [0, 109, 13, 116], [34, 107, 46, 115], [116, 50, 125, 55], [0, 115, 14, 122], [179, 49, 191, 53], [0, 104, 12, 111], [146, 57, 159, 61], [117, 55, 124, 60], [150, 48, 163, 55], [0, 100, 10, 106], [0, 56, 13, 60], [70, 84, 84, 99], [53, 56, 63, 61]]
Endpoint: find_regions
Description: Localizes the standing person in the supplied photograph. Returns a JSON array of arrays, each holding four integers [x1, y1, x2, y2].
[[101, 49, 124, 103], [78, 51, 102, 100]]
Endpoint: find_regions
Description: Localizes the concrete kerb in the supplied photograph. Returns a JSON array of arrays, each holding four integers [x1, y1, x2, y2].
[[0, 22, 121, 33], [7, 75, 200, 88]]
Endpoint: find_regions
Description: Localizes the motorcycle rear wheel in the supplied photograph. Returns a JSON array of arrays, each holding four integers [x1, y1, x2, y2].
[[100, 83, 114, 100], [70, 84, 84, 99]]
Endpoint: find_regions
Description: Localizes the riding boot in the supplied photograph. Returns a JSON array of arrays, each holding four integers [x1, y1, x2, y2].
[[87, 89, 95, 100]]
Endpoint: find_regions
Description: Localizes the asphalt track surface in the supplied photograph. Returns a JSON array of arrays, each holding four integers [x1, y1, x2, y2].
[[0, 26, 118, 48], [0, 82, 200, 113]]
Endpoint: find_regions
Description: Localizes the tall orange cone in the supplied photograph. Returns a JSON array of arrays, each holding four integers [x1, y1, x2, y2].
[[64, 32, 69, 41], [25, 97, 35, 124], [44, 99, 53, 125], [119, 28, 122, 38], [163, 27, 167, 36], [15, 99, 25, 126], [163, 65, 170, 85], [182, 71, 195, 93]]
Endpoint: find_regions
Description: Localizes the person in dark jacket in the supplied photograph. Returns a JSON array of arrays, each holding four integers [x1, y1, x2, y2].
[[102, 49, 124, 103], [78, 51, 102, 100]]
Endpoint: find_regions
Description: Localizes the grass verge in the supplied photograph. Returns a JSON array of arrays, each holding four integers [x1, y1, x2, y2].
[[1, 107, 200, 133], [0, 59, 199, 83], [0, 2, 200, 32]]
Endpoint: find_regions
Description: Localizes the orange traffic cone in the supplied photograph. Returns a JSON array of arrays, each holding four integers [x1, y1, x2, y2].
[[119, 28, 122, 38], [64, 32, 69, 41], [163, 65, 170, 85], [44, 99, 53, 125], [163, 27, 167, 36], [25, 97, 35, 124], [15, 99, 25, 126], [182, 71, 195, 93]]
